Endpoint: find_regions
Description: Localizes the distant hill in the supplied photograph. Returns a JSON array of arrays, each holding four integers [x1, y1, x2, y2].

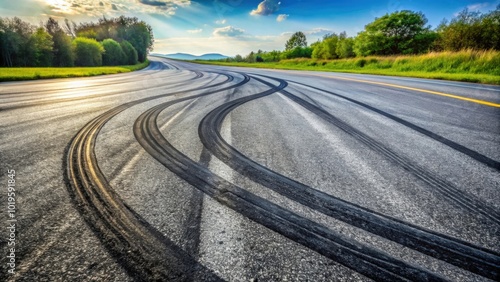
[[154, 53, 229, 61]]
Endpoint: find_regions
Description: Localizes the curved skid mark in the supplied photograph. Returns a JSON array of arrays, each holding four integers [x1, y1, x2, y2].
[[256, 74, 500, 224], [65, 70, 248, 281], [135, 76, 448, 281], [285, 79, 500, 171], [198, 74, 500, 279]]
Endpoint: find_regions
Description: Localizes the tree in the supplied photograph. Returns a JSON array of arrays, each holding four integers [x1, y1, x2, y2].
[[261, 50, 282, 62], [32, 27, 53, 66], [53, 33, 74, 66], [336, 37, 356, 58], [101, 38, 125, 65], [76, 16, 154, 62], [281, 46, 313, 59], [285, 31, 307, 51], [0, 18, 19, 67], [0, 17, 36, 67], [45, 18, 60, 36], [0, 16, 153, 67], [124, 20, 153, 62], [120, 40, 138, 65], [45, 18, 74, 66], [312, 33, 340, 59], [354, 10, 437, 56], [234, 54, 243, 62], [245, 51, 256, 63], [436, 6, 500, 51], [323, 34, 340, 59], [72, 37, 104, 66], [311, 40, 326, 59], [77, 29, 98, 39], [63, 18, 77, 38]]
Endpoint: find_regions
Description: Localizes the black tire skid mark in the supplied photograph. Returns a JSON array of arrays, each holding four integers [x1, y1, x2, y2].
[[198, 74, 500, 280], [135, 76, 447, 281], [65, 71, 248, 281], [258, 74, 500, 224], [277, 83, 500, 224], [285, 79, 500, 171]]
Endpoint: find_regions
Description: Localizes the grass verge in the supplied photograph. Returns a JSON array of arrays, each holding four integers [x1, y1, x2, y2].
[[193, 50, 500, 85], [0, 60, 150, 82]]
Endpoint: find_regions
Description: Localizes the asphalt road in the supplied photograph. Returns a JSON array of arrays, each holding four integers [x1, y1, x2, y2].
[[1, 56, 499, 281]]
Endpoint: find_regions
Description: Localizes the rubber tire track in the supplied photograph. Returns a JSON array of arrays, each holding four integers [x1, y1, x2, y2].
[[198, 75, 500, 280], [284, 79, 500, 171], [65, 71, 246, 281], [278, 87, 500, 224], [135, 76, 447, 281], [255, 74, 500, 224]]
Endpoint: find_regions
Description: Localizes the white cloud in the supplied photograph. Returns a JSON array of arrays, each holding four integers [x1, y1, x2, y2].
[[466, 2, 490, 11], [213, 26, 245, 37], [34, 0, 189, 17], [187, 28, 203, 34], [215, 19, 227, 25], [279, 28, 334, 45], [305, 28, 334, 36], [135, 0, 185, 15], [276, 14, 288, 22], [137, 0, 190, 7], [250, 0, 280, 16], [453, 2, 495, 17], [282, 28, 333, 37]]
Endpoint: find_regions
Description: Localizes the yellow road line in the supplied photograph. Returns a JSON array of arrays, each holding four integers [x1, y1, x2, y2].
[[313, 74, 500, 108]]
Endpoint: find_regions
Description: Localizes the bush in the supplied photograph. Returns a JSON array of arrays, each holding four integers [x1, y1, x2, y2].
[[436, 6, 500, 51], [72, 37, 104, 66], [120, 40, 138, 65], [281, 47, 313, 59], [32, 28, 53, 67], [101, 38, 125, 66], [354, 10, 436, 56], [355, 59, 367, 67]]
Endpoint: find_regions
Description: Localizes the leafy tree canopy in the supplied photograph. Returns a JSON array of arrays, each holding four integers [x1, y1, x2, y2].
[[0, 16, 151, 67], [120, 40, 138, 65], [285, 31, 307, 51], [101, 38, 125, 66], [75, 16, 154, 62], [436, 5, 500, 51], [72, 37, 104, 66], [354, 10, 436, 56]]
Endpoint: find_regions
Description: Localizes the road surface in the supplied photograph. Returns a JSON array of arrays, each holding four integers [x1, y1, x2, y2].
[[1, 56, 499, 281]]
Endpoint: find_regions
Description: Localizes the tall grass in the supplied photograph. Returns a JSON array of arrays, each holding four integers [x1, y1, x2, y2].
[[297, 49, 500, 75], [0, 60, 150, 82], [195, 50, 500, 84]]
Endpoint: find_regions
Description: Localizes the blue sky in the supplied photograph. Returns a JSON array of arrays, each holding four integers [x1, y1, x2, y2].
[[1, 0, 499, 56]]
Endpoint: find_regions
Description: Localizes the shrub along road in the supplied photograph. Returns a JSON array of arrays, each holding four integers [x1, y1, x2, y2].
[[0, 57, 499, 281]]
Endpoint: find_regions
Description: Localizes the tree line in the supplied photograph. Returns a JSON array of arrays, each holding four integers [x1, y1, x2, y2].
[[0, 16, 154, 67], [228, 6, 499, 63]]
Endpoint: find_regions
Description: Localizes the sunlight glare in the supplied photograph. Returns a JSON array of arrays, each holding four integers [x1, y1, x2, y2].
[[44, 0, 73, 14], [56, 80, 93, 99], [65, 80, 89, 89]]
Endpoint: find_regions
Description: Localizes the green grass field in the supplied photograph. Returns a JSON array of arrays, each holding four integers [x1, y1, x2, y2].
[[0, 60, 150, 82], [194, 50, 500, 85]]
